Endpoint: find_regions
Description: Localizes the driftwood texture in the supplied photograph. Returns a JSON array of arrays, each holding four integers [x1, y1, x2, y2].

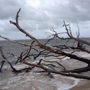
[[0, 8, 90, 80]]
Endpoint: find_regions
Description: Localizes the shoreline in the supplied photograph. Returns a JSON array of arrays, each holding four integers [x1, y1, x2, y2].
[[0, 63, 90, 90], [0, 52, 90, 90], [70, 80, 90, 90], [0, 69, 81, 90]]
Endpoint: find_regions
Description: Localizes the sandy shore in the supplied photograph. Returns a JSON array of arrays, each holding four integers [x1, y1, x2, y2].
[[70, 80, 90, 90], [0, 70, 80, 90], [0, 53, 90, 90]]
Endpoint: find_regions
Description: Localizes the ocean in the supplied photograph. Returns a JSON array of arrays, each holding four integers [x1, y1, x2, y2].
[[0, 38, 90, 90], [0, 38, 90, 56]]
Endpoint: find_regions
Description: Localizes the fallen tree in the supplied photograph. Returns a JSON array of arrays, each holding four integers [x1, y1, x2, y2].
[[0, 8, 90, 80]]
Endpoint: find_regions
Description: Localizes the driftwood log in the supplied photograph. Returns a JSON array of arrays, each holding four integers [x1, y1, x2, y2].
[[0, 8, 90, 80]]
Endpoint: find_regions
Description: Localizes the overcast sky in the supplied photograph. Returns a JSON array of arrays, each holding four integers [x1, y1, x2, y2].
[[0, 0, 90, 40]]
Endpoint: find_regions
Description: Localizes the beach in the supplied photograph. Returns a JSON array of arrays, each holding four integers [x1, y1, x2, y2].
[[0, 55, 90, 90], [0, 39, 90, 90], [70, 80, 90, 90], [0, 66, 81, 90]]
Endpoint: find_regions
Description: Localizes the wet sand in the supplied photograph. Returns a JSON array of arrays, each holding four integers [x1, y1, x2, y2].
[[0, 70, 80, 90], [0, 52, 90, 90], [70, 80, 90, 90]]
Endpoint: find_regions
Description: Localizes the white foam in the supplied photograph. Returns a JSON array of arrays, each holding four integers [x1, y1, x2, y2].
[[0, 73, 80, 90], [64, 77, 80, 90], [56, 77, 80, 90]]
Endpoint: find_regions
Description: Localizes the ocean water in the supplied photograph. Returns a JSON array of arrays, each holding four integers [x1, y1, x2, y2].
[[0, 38, 90, 56], [0, 38, 90, 90]]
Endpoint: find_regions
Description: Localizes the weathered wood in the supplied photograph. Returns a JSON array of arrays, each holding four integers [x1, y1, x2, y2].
[[0, 8, 90, 80]]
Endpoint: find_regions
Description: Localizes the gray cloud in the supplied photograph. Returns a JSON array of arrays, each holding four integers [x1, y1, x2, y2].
[[62, 0, 90, 22], [0, 0, 90, 40]]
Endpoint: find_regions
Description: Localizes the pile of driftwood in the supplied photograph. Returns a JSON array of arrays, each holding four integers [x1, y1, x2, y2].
[[0, 8, 90, 80]]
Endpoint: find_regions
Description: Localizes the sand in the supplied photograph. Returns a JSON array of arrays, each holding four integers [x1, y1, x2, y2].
[[0, 71, 80, 90], [70, 80, 90, 90], [0, 52, 90, 90]]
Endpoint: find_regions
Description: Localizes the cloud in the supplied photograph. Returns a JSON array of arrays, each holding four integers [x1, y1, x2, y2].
[[0, 0, 90, 40]]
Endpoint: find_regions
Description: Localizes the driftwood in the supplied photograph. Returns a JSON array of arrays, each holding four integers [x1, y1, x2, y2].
[[0, 8, 90, 80]]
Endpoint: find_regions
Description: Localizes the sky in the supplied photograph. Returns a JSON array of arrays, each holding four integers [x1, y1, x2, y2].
[[0, 0, 90, 40]]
